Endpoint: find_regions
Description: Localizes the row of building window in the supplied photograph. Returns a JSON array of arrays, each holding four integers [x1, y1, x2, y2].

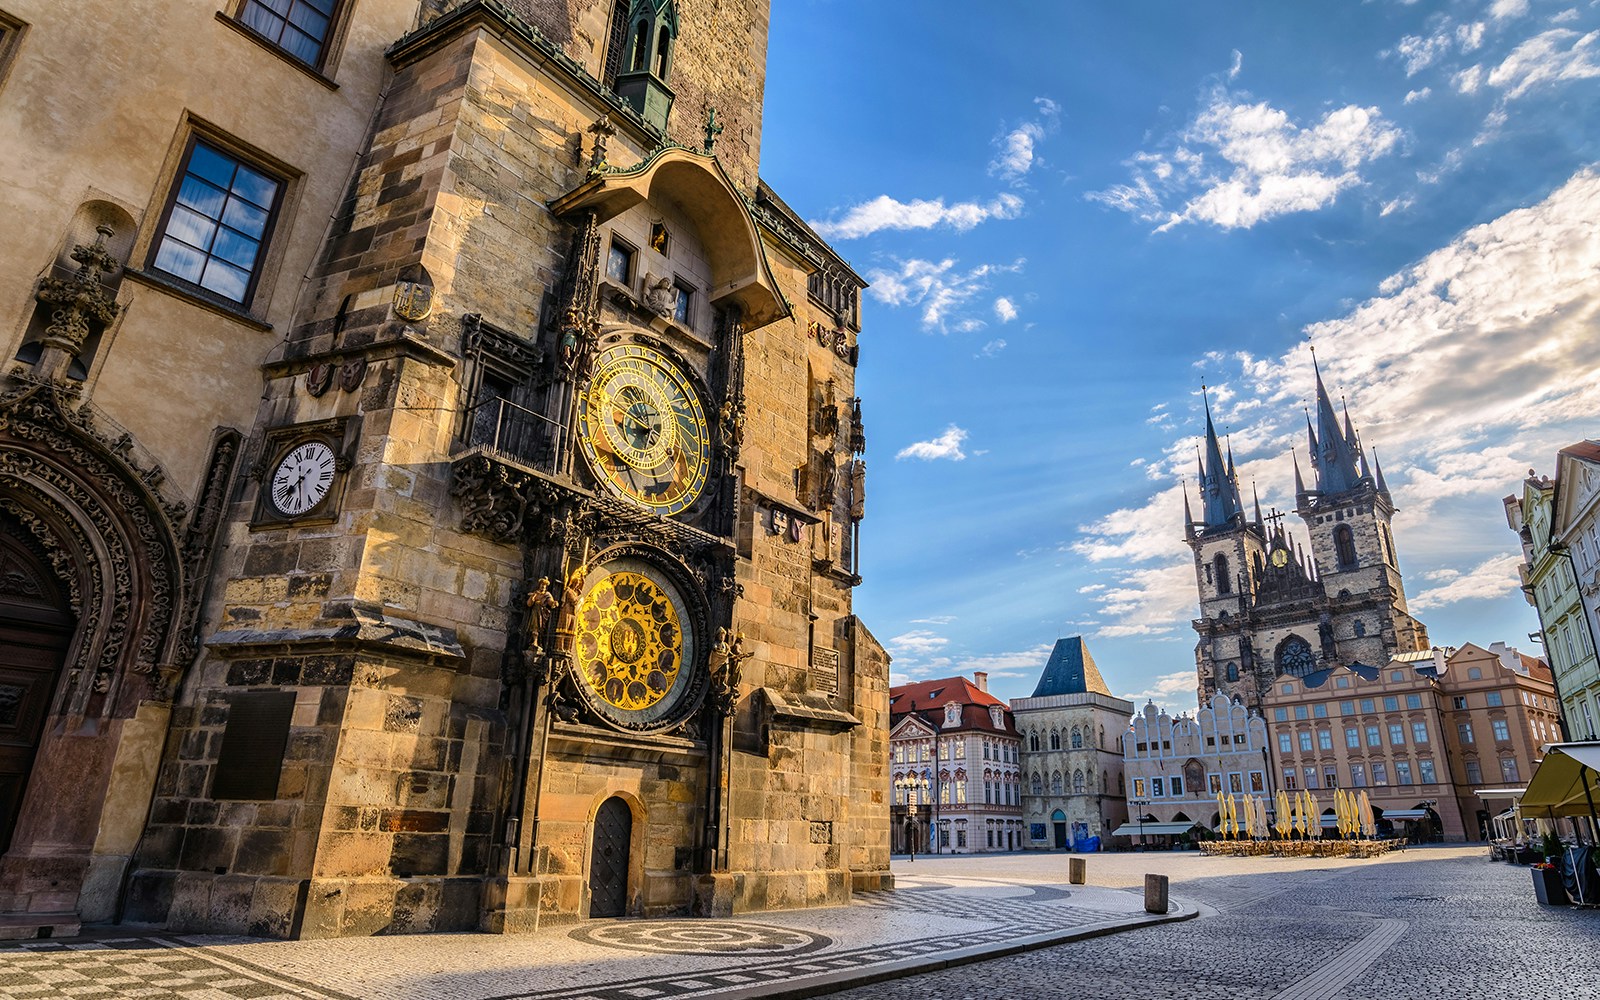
[[1026, 769, 1114, 796], [1025, 725, 1104, 752], [891, 777, 1019, 807], [1279, 756, 1517, 789], [1135, 770, 1267, 798], [891, 740, 1016, 764]]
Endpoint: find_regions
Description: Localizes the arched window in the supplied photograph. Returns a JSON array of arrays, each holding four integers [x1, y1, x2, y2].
[[1099, 725, 1105, 748], [1029, 731, 1039, 752], [1277, 636, 1317, 678], [630, 20, 649, 71], [1050, 730, 1061, 750], [654, 24, 672, 78], [1100, 770, 1107, 792], [1070, 726, 1083, 749], [1334, 524, 1358, 569], [1031, 772, 1042, 795], [1214, 553, 1232, 594], [1226, 661, 1239, 682], [1050, 771, 1063, 795], [1072, 769, 1085, 794]]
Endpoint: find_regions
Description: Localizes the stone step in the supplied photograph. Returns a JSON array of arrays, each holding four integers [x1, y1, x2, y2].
[[0, 911, 82, 940]]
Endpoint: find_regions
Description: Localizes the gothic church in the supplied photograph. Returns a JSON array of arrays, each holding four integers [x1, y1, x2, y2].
[[1187, 363, 1429, 711]]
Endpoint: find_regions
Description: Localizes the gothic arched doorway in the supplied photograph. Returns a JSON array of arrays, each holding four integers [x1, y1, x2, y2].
[[0, 522, 74, 856], [588, 796, 633, 917]]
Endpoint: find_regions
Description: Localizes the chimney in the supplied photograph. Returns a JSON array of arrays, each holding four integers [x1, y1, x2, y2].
[[973, 671, 988, 693]]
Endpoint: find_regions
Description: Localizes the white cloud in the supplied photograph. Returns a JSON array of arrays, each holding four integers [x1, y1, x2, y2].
[[809, 192, 1023, 240], [954, 644, 1054, 678], [866, 257, 1025, 332], [989, 97, 1062, 183], [1087, 82, 1402, 232], [1454, 65, 1485, 93], [1074, 167, 1600, 643], [1483, 28, 1600, 101], [1228, 49, 1243, 80], [978, 338, 1007, 358], [994, 297, 1018, 322], [1117, 670, 1200, 707], [1490, 0, 1529, 19], [897, 425, 969, 462], [1395, 31, 1453, 75], [888, 630, 949, 656], [1404, 86, 1433, 104], [911, 615, 956, 625], [1410, 554, 1525, 611], [1380, 196, 1414, 216]]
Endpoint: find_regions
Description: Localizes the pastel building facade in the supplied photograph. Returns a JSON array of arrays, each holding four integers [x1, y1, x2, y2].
[[1120, 694, 1273, 835]]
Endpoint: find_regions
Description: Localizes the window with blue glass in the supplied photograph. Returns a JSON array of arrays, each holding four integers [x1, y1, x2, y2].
[[239, 0, 339, 67], [152, 140, 281, 304]]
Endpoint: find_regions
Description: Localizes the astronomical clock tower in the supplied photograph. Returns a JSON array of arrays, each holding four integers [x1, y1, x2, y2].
[[1186, 363, 1428, 711], [119, 0, 890, 937]]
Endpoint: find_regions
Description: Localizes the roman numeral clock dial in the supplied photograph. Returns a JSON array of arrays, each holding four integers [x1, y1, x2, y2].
[[269, 440, 336, 517], [577, 344, 710, 516]]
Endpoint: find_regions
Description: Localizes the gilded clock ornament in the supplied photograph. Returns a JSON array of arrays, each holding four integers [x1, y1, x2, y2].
[[1269, 546, 1290, 568], [577, 344, 710, 516], [568, 558, 703, 731], [269, 441, 336, 517]]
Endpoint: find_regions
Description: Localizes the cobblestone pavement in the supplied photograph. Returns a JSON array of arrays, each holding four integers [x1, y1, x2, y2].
[[832, 846, 1600, 1000], [0, 868, 1179, 999], [1, 847, 1590, 999]]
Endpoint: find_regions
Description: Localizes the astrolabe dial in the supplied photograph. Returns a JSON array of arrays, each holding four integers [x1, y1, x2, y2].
[[578, 344, 710, 516], [570, 558, 703, 730]]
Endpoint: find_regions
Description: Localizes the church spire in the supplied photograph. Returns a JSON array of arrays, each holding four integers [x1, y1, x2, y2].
[[1252, 481, 1264, 530], [1310, 349, 1361, 494], [1293, 448, 1307, 497], [1183, 481, 1196, 540], [1373, 449, 1390, 498], [1198, 387, 1243, 528]]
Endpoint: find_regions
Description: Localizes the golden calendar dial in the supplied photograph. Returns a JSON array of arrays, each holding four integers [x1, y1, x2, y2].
[[577, 343, 710, 516], [569, 557, 703, 731]]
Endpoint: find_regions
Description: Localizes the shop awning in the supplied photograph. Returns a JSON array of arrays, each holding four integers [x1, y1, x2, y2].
[[1109, 821, 1200, 836], [1473, 786, 1527, 801], [1383, 809, 1429, 821], [1521, 742, 1600, 818]]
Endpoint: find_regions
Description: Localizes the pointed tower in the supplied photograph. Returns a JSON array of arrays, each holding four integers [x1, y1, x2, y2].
[[1293, 355, 1428, 661], [1186, 389, 1268, 707]]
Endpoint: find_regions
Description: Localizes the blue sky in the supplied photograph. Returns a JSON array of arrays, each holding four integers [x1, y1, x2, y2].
[[758, 1, 1600, 714]]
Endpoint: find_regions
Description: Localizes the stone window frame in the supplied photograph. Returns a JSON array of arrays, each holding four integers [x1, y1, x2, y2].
[[215, 0, 355, 86], [0, 9, 28, 95], [130, 114, 303, 323]]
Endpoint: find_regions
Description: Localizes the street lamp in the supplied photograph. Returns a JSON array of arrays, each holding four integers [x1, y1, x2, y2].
[[894, 773, 930, 861], [1129, 798, 1151, 852]]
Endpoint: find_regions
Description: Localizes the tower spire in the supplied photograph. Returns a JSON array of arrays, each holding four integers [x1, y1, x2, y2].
[[1198, 386, 1243, 528], [1252, 481, 1264, 529], [1183, 479, 1196, 540], [1293, 448, 1307, 497], [1373, 448, 1390, 497], [1310, 349, 1360, 493]]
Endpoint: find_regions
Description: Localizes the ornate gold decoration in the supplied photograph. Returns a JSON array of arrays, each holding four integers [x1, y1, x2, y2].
[[574, 570, 683, 712], [577, 344, 709, 516]]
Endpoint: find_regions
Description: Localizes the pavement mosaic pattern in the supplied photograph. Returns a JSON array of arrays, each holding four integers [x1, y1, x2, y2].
[[2, 847, 1591, 1000]]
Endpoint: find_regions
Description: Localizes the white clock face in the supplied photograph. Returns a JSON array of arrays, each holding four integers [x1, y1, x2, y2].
[[270, 441, 336, 517]]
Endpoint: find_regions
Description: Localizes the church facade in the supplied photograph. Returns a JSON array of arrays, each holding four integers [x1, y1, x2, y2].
[[0, 0, 889, 939], [1187, 365, 1429, 712]]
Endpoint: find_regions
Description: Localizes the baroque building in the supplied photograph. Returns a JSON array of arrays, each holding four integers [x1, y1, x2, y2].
[[1506, 445, 1600, 741], [1013, 638, 1131, 850], [888, 673, 1023, 854], [0, 0, 889, 939], [1187, 364, 1429, 713], [1262, 643, 1558, 841]]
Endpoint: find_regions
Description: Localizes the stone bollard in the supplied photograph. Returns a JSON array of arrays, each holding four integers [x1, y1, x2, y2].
[[1144, 873, 1169, 914], [1069, 857, 1086, 884]]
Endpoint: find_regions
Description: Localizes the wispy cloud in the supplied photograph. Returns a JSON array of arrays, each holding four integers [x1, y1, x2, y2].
[[897, 425, 969, 462], [866, 257, 1025, 331], [978, 338, 1007, 358], [809, 193, 1023, 240], [1410, 554, 1525, 611], [1116, 670, 1199, 708], [1087, 79, 1402, 232], [994, 297, 1018, 322], [1074, 167, 1600, 641], [990, 98, 1060, 183], [888, 630, 949, 656]]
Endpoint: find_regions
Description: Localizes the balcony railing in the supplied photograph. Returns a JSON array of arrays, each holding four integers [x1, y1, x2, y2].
[[461, 396, 566, 471]]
